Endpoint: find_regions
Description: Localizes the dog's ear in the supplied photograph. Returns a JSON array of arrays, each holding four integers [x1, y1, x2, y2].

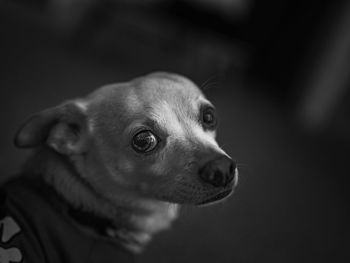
[[14, 101, 90, 155]]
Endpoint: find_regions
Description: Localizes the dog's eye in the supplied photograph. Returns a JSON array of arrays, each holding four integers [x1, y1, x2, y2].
[[132, 130, 158, 153], [201, 107, 217, 129]]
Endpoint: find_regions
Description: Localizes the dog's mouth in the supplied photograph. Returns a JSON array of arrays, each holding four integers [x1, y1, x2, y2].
[[197, 189, 233, 205]]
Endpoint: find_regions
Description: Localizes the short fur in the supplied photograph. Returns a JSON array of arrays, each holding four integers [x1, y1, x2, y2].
[[13, 72, 237, 253]]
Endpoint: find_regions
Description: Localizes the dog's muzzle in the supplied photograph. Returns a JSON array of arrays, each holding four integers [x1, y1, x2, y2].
[[198, 156, 236, 188]]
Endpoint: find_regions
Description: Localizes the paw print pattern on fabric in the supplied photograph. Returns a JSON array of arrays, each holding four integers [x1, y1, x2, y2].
[[0, 216, 23, 263], [0, 217, 21, 243], [0, 247, 22, 263]]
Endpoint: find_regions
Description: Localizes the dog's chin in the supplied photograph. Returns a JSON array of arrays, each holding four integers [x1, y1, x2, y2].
[[196, 189, 233, 206]]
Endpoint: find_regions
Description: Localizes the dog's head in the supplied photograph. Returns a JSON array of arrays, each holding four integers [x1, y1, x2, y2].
[[15, 72, 237, 206]]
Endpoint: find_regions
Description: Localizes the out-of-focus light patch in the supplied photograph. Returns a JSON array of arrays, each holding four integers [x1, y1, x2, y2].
[[296, 2, 350, 132], [189, 0, 252, 17], [48, 0, 251, 33], [48, 0, 93, 32]]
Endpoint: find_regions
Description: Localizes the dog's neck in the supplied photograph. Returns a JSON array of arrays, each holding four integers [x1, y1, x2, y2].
[[23, 147, 178, 253]]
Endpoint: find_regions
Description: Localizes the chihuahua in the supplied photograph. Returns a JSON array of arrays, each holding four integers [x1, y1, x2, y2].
[[0, 72, 237, 262]]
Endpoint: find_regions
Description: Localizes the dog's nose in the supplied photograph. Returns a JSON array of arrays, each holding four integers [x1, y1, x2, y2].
[[199, 156, 236, 187]]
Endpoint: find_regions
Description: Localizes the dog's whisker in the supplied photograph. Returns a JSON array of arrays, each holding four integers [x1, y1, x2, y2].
[[202, 82, 219, 91], [200, 76, 216, 89], [179, 205, 195, 216], [200, 75, 220, 91], [219, 143, 226, 149]]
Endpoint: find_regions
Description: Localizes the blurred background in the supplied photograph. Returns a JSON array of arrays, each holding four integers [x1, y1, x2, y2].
[[1, 0, 350, 262]]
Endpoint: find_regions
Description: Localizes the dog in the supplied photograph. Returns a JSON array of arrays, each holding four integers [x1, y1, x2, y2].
[[0, 72, 238, 263]]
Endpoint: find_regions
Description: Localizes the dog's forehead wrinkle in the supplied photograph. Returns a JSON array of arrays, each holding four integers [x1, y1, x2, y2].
[[86, 75, 204, 111], [149, 101, 186, 137]]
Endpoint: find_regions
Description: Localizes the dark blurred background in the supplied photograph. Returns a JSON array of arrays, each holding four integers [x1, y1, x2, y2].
[[1, 0, 350, 262]]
